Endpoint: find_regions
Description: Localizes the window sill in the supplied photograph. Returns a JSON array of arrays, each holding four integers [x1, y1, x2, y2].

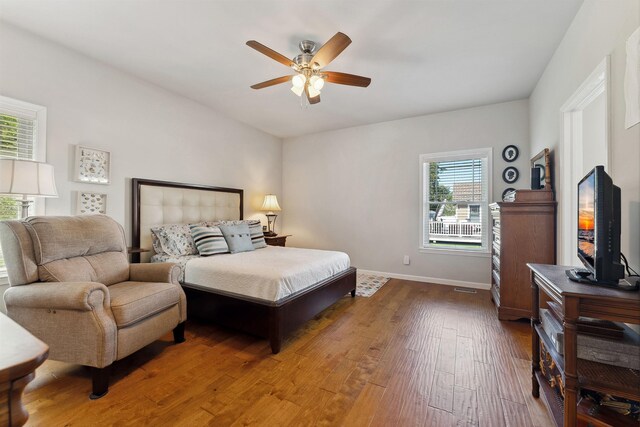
[[419, 248, 491, 258]]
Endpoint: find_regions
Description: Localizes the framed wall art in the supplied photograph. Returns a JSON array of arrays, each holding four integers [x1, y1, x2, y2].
[[75, 145, 111, 184], [502, 166, 519, 184], [502, 145, 519, 162], [76, 192, 107, 215]]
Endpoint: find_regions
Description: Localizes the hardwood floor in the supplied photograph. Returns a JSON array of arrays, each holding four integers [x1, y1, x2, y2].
[[23, 279, 551, 426]]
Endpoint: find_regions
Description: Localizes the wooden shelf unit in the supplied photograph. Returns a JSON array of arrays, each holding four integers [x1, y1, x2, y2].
[[529, 263, 640, 427], [489, 196, 556, 320]]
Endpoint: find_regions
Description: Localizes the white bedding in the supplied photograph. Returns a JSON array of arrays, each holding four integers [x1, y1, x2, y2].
[[180, 246, 350, 302]]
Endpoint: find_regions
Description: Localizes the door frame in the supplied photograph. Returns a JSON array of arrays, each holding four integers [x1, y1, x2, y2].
[[559, 56, 611, 265]]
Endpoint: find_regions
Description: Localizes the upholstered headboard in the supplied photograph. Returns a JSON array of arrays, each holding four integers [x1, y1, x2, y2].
[[132, 178, 243, 262]]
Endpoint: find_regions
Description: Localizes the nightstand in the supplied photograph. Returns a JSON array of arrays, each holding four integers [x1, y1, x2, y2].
[[264, 235, 291, 247]]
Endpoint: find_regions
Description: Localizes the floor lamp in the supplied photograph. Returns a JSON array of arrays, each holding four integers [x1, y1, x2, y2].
[[0, 159, 58, 218]]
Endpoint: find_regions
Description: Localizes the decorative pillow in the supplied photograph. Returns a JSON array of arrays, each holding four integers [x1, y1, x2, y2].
[[189, 225, 230, 256], [218, 223, 255, 254], [150, 223, 202, 256], [151, 232, 165, 255], [219, 220, 267, 249]]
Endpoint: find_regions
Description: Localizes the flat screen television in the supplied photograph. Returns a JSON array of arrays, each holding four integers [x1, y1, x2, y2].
[[568, 165, 625, 285]]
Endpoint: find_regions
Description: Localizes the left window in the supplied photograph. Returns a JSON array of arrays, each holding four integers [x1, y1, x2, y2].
[[0, 96, 47, 279]]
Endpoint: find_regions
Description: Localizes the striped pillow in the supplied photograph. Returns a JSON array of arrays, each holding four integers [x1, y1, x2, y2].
[[247, 221, 267, 249], [189, 225, 230, 256]]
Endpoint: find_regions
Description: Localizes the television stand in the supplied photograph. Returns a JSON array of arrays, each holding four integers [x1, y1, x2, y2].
[[565, 268, 639, 291], [529, 263, 640, 427]]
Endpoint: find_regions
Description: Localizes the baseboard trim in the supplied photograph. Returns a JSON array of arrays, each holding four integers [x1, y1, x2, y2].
[[356, 269, 491, 291]]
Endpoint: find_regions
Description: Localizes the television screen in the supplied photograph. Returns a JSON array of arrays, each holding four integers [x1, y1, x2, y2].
[[578, 171, 595, 269]]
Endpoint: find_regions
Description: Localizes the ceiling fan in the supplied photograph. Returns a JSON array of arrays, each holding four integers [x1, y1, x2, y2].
[[246, 32, 371, 105]]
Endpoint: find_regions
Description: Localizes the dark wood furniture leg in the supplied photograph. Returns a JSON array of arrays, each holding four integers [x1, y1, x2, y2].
[[563, 297, 579, 427], [90, 366, 111, 400], [173, 322, 186, 343], [268, 308, 283, 354], [531, 273, 540, 398]]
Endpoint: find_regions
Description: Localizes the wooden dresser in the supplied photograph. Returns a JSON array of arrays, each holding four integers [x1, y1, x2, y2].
[[1, 313, 48, 426], [490, 191, 556, 320]]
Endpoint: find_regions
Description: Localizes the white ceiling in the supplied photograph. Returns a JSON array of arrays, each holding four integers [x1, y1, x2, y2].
[[0, 0, 583, 139]]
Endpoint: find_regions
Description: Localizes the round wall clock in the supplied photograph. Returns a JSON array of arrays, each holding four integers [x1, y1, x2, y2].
[[502, 145, 519, 162], [502, 166, 519, 183]]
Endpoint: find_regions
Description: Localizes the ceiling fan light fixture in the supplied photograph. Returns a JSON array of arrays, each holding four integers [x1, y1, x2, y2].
[[292, 74, 306, 88], [291, 85, 304, 97], [307, 85, 321, 98], [310, 75, 325, 90]]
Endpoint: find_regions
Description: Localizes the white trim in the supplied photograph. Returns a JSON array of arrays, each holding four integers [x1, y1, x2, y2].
[[559, 56, 610, 265], [418, 248, 491, 258], [357, 268, 491, 290], [419, 147, 492, 254]]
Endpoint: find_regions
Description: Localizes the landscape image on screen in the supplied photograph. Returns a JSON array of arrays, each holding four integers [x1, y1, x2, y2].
[[578, 173, 595, 266]]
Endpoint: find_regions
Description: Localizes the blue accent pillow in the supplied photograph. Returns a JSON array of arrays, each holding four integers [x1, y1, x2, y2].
[[218, 223, 255, 254]]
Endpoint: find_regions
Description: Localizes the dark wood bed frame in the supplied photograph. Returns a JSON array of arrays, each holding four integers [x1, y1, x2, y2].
[[131, 178, 356, 353]]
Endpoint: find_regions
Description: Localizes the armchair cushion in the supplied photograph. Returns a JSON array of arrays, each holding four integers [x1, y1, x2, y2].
[[3, 281, 110, 311], [108, 281, 182, 328], [129, 262, 180, 285], [39, 252, 130, 285], [25, 215, 127, 264]]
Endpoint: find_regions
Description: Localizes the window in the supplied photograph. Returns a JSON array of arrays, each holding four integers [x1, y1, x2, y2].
[[0, 96, 47, 279], [420, 148, 491, 253]]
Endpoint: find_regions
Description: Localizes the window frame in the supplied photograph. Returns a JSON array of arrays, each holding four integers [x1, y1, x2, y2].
[[419, 147, 492, 256], [0, 96, 47, 282]]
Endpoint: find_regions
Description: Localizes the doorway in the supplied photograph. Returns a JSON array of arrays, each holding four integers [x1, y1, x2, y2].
[[559, 57, 610, 266]]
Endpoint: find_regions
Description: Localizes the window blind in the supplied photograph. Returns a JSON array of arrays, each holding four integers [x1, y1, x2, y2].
[[428, 159, 486, 203], [0, 107, 39, 276]]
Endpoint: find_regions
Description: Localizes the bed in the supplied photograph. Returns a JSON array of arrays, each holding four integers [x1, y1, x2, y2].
[[131, 178, 356, 353]]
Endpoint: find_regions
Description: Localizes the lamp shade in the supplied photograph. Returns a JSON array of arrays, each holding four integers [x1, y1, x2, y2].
[[0, 158, 58, 197], [260, 194, 281, 213]]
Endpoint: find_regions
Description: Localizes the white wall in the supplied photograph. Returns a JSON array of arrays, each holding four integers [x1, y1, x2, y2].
[[0, 23, 283, 241], [529, 0, 640, 269], [282, 100, 530, 287]]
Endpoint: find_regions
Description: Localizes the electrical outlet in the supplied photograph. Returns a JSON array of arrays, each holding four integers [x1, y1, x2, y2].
[[403, 255, 410, 265]]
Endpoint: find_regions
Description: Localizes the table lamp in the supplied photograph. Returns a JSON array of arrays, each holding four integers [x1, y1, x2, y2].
[[260, 194, 281, 236], [0, 158, 58, 218]]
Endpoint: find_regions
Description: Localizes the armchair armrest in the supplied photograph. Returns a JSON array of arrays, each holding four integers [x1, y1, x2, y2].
[[4, 281, 110, 311], [129, 262, 180, 285]]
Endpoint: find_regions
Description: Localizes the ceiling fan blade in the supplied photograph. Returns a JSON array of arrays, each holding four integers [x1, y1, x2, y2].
[[311, 32, 351, 68], [304, 85, 321, 104], [246, 40, 295, 68], [324, 71, 371, 87], [250, 76, 293, 89]]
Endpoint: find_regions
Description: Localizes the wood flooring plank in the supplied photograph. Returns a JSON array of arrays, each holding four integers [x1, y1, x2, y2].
[[435, 328, 457, 374], [428, 370, 454, 412], [477, 390, 507, 427], [341, 382, 386, 427], [501, 398, 534, 427], [455, 336, 476, 389], [453, 386, 479, 426], [424, 406, 457, 427]]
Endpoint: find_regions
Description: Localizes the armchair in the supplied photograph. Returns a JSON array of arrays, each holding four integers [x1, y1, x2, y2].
[[0, 215, 186, 399]]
